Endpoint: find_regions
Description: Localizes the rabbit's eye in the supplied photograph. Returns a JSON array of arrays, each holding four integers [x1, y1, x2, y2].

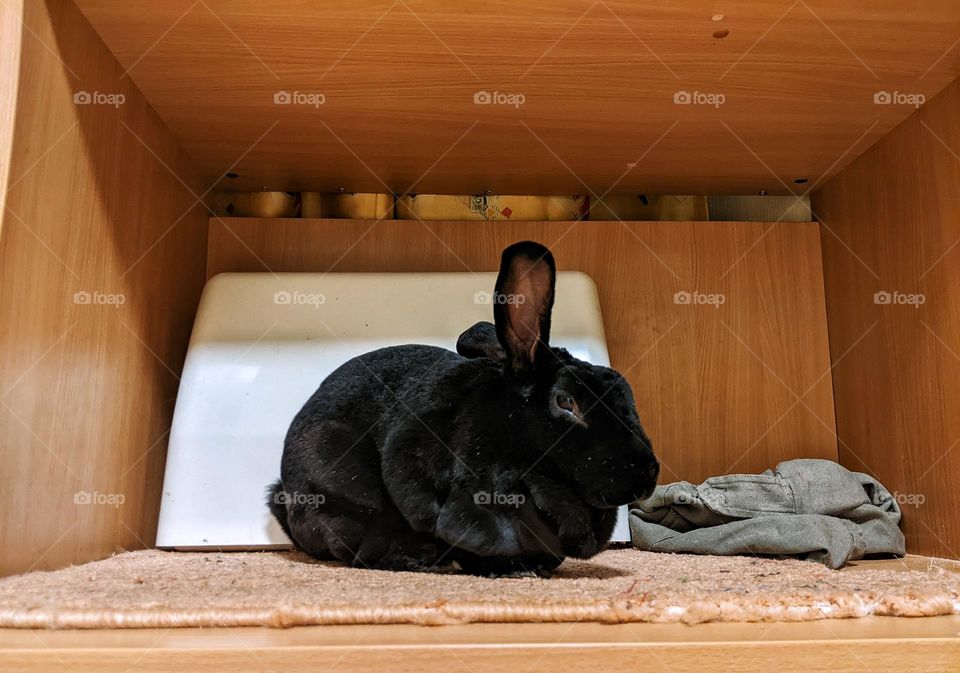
[[553, 393, 586, 426]]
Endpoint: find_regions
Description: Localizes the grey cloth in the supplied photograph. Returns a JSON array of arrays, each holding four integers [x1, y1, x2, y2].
[[629, 459, 905, 569]]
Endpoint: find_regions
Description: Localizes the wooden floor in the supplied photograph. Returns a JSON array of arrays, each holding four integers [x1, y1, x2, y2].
[[2, 556, 958, 672]]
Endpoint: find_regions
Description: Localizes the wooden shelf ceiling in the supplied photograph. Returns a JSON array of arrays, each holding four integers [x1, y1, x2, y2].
[[73, 0, 960, 195]]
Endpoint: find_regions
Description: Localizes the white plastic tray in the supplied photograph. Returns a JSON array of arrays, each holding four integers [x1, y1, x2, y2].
[[156, 272, 631, 548]]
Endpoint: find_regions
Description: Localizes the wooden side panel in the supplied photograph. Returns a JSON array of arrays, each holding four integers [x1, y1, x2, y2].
[[0, 0, 209, 576], [812, 78, 960, 558], [208, 218, 838, 484]]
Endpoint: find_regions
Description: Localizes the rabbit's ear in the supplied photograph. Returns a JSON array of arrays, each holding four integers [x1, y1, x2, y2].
[[494, 241, 556, 373], [457, 321, 506, 361]]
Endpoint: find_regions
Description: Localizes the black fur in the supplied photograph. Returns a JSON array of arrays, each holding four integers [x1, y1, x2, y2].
[[269, 241, 659, 575], [456, 321, 505, 362]]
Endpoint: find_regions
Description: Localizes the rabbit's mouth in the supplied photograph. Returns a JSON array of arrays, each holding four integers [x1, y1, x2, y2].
[[581, 453, 660, 509], [581, 488, 643, 509], [583, 476, 658, 509], [584, 495, 622, 509]]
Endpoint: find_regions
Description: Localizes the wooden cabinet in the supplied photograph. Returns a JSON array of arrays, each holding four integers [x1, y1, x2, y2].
[[1, 0, 960, 667]]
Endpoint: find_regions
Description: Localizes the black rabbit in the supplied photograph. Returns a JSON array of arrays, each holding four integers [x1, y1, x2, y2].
[[268, 241, 659, 575]]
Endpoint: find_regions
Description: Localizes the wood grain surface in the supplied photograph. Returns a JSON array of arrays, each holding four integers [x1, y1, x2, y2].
[[813, 77, 960, 559], [0, 0, 209, 576], [72, 0, 960, 195]]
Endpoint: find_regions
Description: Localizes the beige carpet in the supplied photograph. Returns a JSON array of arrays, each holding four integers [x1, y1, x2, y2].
[[1, 549, 958, 629]]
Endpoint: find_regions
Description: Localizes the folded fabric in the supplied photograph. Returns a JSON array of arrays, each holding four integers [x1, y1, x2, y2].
[[629, 459, 905, 569]]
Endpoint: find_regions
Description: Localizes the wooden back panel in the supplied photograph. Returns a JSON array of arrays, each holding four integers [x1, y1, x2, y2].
[[208, 218, 838, 484], [0, 0, 209, 576], [813, 78, 960, 558]]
